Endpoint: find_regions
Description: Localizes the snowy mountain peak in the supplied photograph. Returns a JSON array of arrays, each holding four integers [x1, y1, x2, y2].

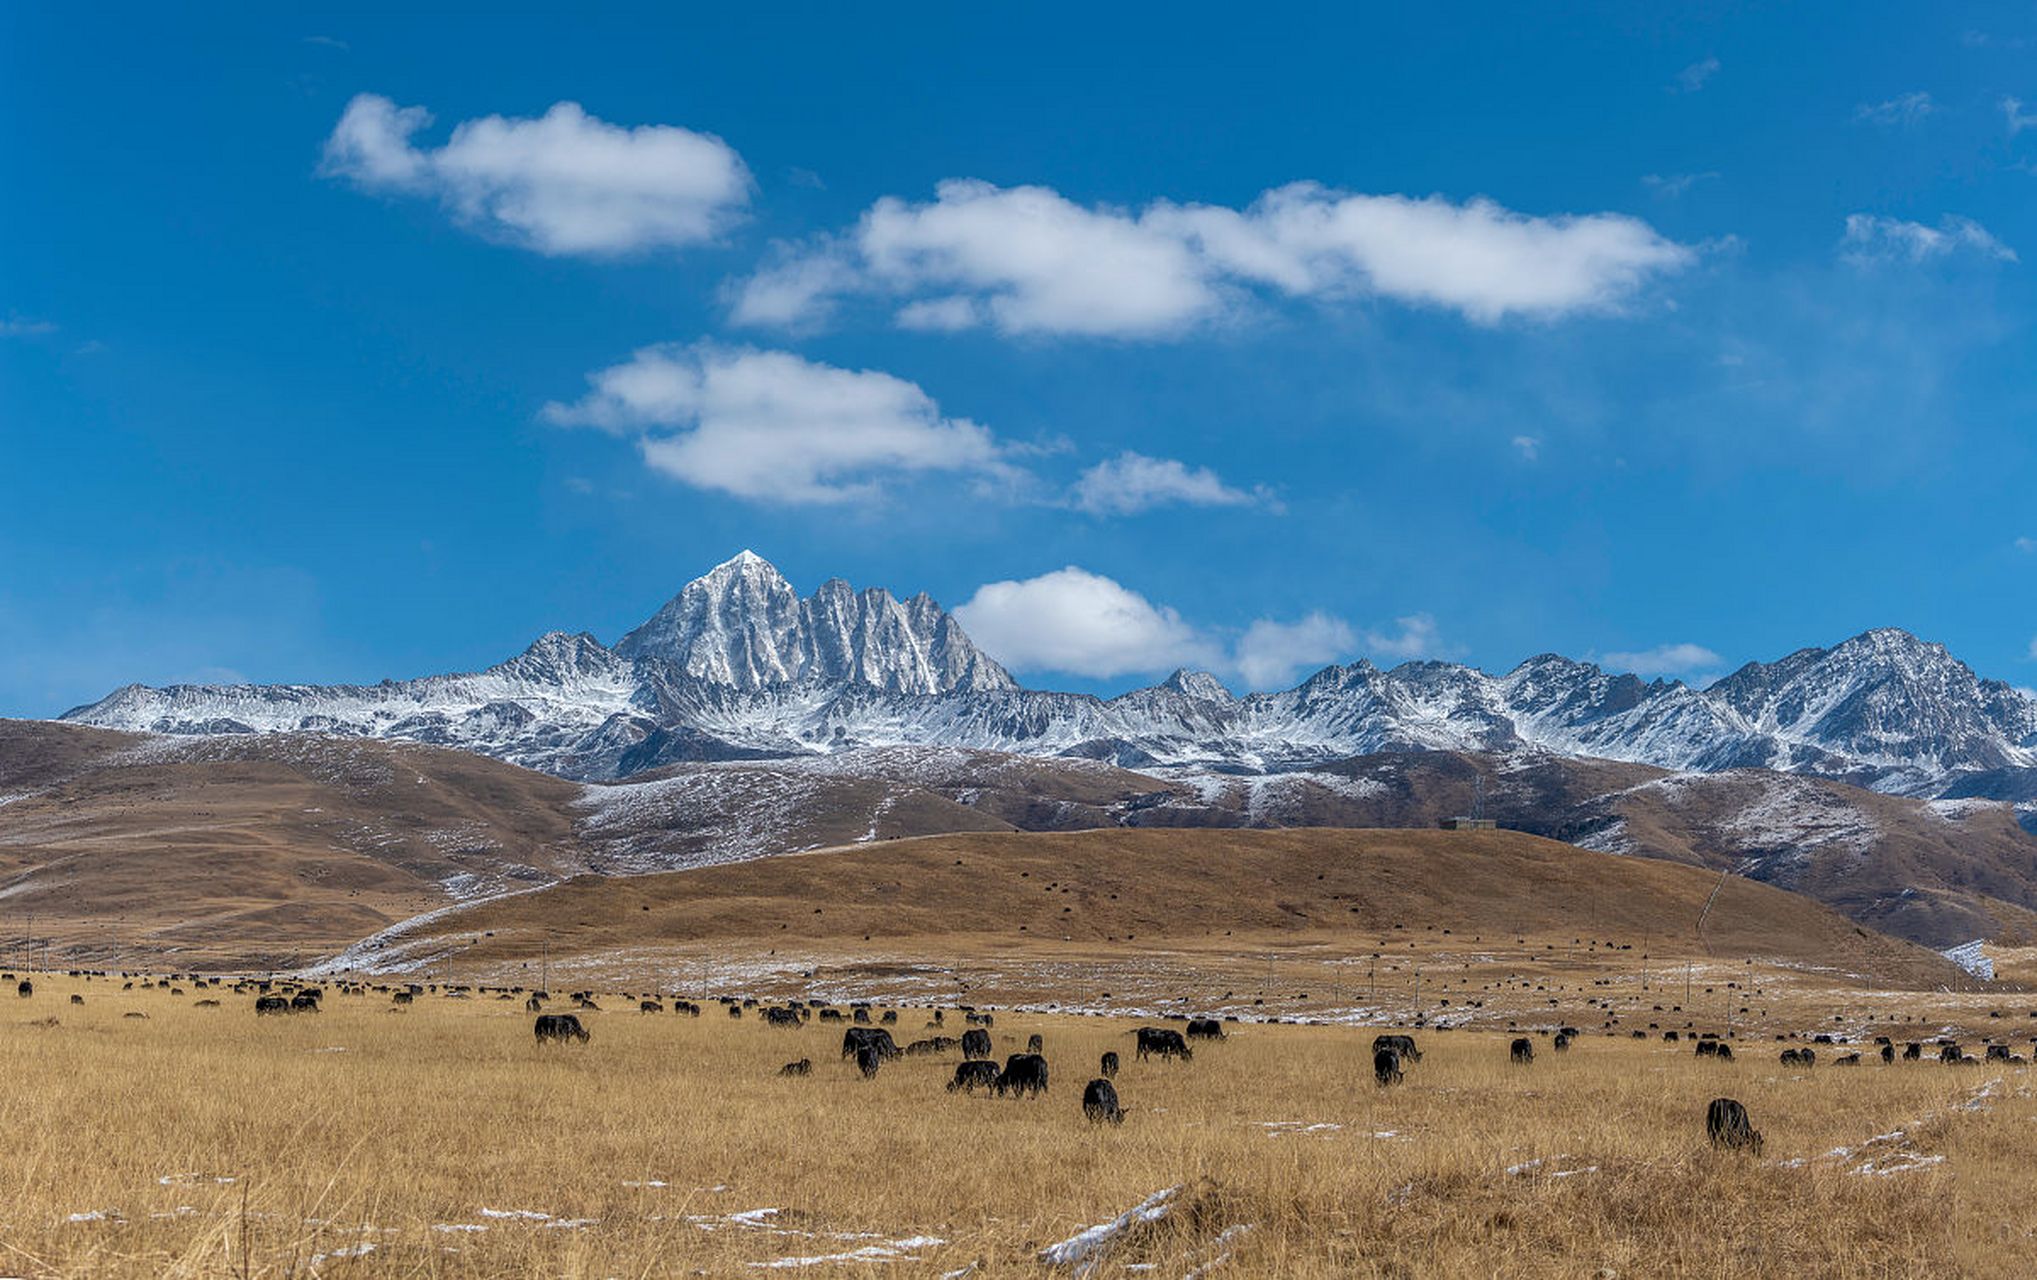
[[1160, 669, 1234, 701], [53, 554, 2037, 798], [614, 552, 1014, 695]]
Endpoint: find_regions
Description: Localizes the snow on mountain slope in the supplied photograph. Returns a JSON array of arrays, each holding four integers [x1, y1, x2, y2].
[[61, 552, 2037, 798]]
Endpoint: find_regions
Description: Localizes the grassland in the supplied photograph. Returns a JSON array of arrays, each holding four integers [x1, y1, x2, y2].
[[1, 973, 2034, 1277]]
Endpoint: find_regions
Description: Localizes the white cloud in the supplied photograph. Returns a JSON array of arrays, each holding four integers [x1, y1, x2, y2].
[[859, 181, 1220, 336], [733, 179, 1692, 336], [2029, 636, 2037, 661], [1361, 614, 1444, 661], [1235, 613, 1355, 688], [953, 567, 1371, 688], [2004, 96, 2037, 136], [954, 567, 1219, 679], [322, 93, 751, 255], [1853, 92, 1937, 126], [1, 315, 56, 337], [1511, 435, 1541, 462], [1070, 452, 1263, 516], [542, 343, 1011, 504], [2016, 536, 2037, 553], [1839, 214, 2016, 264], [1673, 57, 1720, 93], [1602, 642, 1723, 676]]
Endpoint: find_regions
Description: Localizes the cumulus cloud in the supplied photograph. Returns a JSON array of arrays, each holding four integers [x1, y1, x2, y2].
[[1235, 613, 1356, 688], [1673, 57, 1720, 93], [953, 567, 1379, 688], [1511, 435, 1541, 462], [1840, 214, 2016, 265], [1069, 452, 1265, 516], [953, 567, 1219, 679], [1602, 642, 1723, 676], [2004, 96, 2037, 136], [542, 343, 1011, 504], [726, 238, 859, 328], [2029, 636, 2037, 661], [1853, 92, 1937, 126], [322, 93, 751, 255], [731, 178, 1692, 337], [2017, 536, 2037, 553]]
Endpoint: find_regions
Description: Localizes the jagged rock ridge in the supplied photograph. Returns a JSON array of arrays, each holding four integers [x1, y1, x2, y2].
[[61, 554, 2037, 797]]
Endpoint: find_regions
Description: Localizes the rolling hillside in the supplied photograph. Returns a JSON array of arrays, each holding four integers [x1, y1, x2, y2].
[[344, 826, 1969, 991]]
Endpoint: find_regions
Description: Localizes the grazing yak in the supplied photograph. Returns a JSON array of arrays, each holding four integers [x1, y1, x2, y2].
[[854, 1045, 882, 1079], [1706, 1098, 1763, 1153], [841, 1027, 901, 1061], [1136, 1027, 1192, 1061], [1834, 1052, 1862, 1066], [779, 1059, 812, 1077], [1510, 1038, 1534, 1065], [996, 1053, 1050, 1097], [1186, 1019, 1225, 1041], [255, 995, 290, 1015], [1881, 1043, 1896, 1064], [1779, 1048, 1815, 1068], [1082, 1078, 1124, 1124], [1902, 1042, 1922, 1061], [1026, 1033, 1045, 1054], [15, 980, 29, 999], [290, 990, 322, 1013], [1374, 1047, 1403, 1086], [905, 1036, 960, 1056], [947, 1060, 1002, 1093], [534, 1013, 590, 1043], [1553, 1031, 1573, 1053], [1371, 1034, 1420, 1063], [640, 999, 664, 1014], [1100, 1051, 1119, 1078], [961, 1028, 993, 1060], [764, 1007, 802, 1028]]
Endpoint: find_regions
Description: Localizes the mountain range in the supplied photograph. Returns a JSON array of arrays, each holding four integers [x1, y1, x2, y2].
[[64, 551, 2037, 802]]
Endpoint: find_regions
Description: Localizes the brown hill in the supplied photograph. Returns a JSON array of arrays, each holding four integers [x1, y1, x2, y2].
[[0, 721, 585, 967], [1164, 751, 2037, 947], [371, 826, 1966, 990], [6, 718, 2034, 970]]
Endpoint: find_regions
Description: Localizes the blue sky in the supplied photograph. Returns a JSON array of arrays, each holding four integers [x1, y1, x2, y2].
[[5, 2, 2037, 715]]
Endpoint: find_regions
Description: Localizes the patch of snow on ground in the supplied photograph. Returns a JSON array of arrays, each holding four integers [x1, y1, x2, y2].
[[1926, 798, 2003, 822], [749, 1236, 946, 1268], [1718, 774, 1880, 857], [1039, 1186, 1179, 1275], [1940, 940, 1995, 980]]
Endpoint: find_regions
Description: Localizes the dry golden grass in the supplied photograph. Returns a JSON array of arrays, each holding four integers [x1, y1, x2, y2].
[[3, 973, 2035, 1277]]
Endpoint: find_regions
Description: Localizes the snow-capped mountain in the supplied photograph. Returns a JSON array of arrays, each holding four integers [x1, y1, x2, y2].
[[60, 553, 2037, 796]]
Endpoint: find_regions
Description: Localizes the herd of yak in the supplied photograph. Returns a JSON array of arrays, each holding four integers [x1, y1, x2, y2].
[[19, 968, 2037, 1150]]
